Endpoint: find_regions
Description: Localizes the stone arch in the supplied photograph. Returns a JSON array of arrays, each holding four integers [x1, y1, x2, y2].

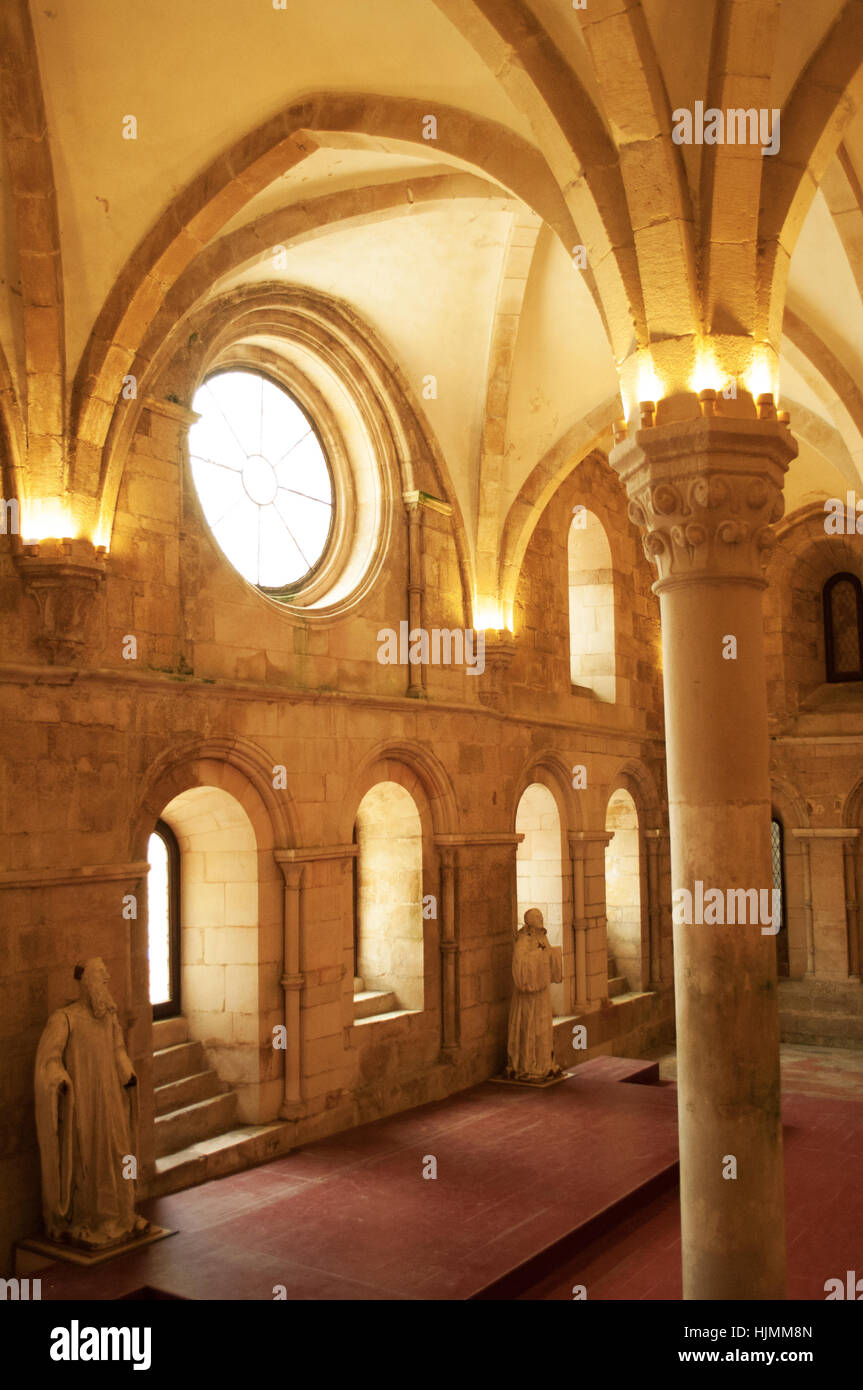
[[514, 778, 566, 1016], [571, 0, 698, 349], [132, 735, 296, 863], [0, 0, 65, 522], [431, 0, 643, 359], [346, 745, 453, 1027], [761, 2, 863, 345], [131, 738, 293, 1126], [568, 505, 616, 702], [604, 787, 643, 994], [499, 421, 619, 626], [512, 752, 584, 839], [69, 92, 576, 509], [767, 513, 863, 711], [783, 309, 863, 469], [99, 282, 475, 628], [353, 781, 425, 1013], [603, 759, 663, 995], [701, 0, 784, 340], [345, 741, 458, 845], [475, 208, 544, 620]]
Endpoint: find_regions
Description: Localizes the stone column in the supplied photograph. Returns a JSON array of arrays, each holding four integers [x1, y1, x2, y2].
[[645, 828, 667, 988], [403, 492, 425, 699], [845, 833, 861, 980], [611, 407, 796, 1300], [274, 844, 357, 1120], [434, 832, 522, 1064], [274, 856, 305, 1121], [568, 831, 613, 1006], [438, 846, 459, 1055], [790, 830, 816, 976]]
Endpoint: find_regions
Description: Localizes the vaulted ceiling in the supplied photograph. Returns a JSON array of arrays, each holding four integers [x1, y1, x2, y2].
[[2, 0, 863, 605]]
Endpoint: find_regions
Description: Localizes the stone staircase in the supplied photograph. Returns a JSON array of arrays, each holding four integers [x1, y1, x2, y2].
[[607, 953, 628, 999], [353, 976, 401, 1021], [153, 1016, 237, 1159]]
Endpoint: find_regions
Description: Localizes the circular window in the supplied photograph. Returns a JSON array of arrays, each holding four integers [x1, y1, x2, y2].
[[188, 369, 334, 592]]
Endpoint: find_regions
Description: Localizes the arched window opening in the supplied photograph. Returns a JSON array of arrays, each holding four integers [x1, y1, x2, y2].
[[189, 368, 334, 595], [605, 789, 643, 994], [568, 508, 615, 701], [824, 572, 863, 682], [771, 816, 789, 979], [147, 820, 181, 1020], [516, 783, 565, 1016], [354, 782, 424, 1018], [156, 786, 260, 1103]]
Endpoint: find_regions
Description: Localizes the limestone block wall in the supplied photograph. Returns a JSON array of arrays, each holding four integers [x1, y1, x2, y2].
[[508, 451, 664, 731]]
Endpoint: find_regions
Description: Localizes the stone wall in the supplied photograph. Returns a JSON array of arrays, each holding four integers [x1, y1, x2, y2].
[[2, 396, 861, 1274]]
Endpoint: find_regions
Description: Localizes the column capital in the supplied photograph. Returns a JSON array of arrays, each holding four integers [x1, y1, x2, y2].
[[609, 413, 797, 589], [568, 831, 613, 851]]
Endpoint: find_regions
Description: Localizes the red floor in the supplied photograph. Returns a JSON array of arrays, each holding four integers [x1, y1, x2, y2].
[[34, 1058, 862, 1301], [521, 1088, 863, 1299]]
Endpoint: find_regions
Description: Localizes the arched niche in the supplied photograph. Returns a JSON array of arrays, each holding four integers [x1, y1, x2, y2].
[[156, 786, 260, 1105], [515, 781, 565, 1016], [354, 781, 425, 1012], [134, 745, 288, 1125], [568, 507, 615, 701], [604, 787, 644, 992]]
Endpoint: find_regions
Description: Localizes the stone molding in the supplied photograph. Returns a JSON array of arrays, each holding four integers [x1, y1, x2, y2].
[[0, 862, 149, 889], [791, 828, 860, 840], [610, 415, 797, 588], [274, 844, 357, 864]]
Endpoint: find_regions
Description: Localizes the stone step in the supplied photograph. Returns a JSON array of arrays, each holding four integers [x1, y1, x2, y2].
[[149, 1123, 290, 1198], [153, 1040, 205, 1087], [779, 1013, 863, 1046], [154, 1069, 221, 1117], [154, 1091, 238, 1158], [608, 975, 627, 998], [354, 989, 399, 1020], [152, 1016, 188, 1049]]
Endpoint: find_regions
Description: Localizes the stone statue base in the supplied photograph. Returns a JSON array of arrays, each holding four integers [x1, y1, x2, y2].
[[16, 1224, 175, 1270], [489, 1070, 571, 1089]]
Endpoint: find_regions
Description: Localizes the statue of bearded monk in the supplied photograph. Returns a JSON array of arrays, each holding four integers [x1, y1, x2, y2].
[[34, 958, 149, 1249], [505, 908, 563, 1082]]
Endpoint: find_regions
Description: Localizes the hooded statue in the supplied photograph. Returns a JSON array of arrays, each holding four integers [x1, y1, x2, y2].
[[34, 958, 148, 1248], [505, 908, 563, 1082]]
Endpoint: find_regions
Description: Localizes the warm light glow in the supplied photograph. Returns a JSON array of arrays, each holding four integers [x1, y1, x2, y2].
[[474, 597, 508, 632], [744, 349, 776, 402], [22, 499, 75, 543], [690, 349, 721, 395], [636, 358, 663, 409]]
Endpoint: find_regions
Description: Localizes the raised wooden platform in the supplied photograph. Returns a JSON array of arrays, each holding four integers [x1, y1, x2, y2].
[[29, 1057, 680, 1300]]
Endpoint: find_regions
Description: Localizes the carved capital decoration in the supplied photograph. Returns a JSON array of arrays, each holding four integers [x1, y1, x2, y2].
[[478, 629, 517, 708], [15, 538, 108, 663], [610, 414, 797, 589]]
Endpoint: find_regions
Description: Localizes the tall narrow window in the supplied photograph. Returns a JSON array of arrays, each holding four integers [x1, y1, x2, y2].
[[147, 820, 181, 1019], [568, 508, 615, 701], [824, 572, 863, 682], [771, 816, 789, 979]]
